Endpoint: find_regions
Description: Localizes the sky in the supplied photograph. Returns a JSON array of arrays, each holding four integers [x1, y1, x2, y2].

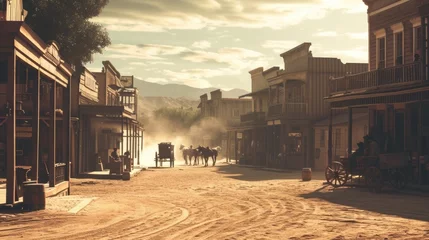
[[87, 0, 369, 91]]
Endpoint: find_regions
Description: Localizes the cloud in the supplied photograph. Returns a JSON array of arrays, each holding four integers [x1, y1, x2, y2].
[[163, 68, 239, 88], [345, 32, 368, 40], [145, 77, 169, 84], [192, 40, 212, 49], [93, 0, 367, 32], [321, 46, 368, 62], [313, 31, 338, 37], [262, 40, 300, 53]]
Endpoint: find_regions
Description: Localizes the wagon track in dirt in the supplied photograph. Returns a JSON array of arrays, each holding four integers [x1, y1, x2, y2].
[[1, 164, 428, 240]]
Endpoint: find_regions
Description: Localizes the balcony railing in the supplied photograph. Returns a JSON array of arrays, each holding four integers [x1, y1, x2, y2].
[[330, 61, 423, 94], [268, 103, 283, 117], [285, 103, 307, 116], [240, 112, 266, 123]]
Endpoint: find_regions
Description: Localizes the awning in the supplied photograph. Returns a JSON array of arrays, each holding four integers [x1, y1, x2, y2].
[[314, 113, 368, 127], [239, 88, 268, 98]]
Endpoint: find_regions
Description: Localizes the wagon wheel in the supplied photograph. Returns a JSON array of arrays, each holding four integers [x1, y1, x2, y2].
[[365, 166, 382, 193], [325, 162, 348, 187], [389, 169, 407, 190]]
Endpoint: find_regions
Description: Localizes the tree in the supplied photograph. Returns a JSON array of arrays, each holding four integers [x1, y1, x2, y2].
[[23, 0, 111, 66]]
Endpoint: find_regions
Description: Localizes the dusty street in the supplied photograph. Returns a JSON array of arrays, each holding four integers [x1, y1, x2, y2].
[[0, 163, 428, 240]]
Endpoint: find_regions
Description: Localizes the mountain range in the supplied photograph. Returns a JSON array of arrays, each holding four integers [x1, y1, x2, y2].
[[133, 79, 249, 99]]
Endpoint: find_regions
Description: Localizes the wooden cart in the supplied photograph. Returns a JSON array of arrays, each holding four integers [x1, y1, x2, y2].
[[325, 152, 411, 192], [155, 142, 175, 168]]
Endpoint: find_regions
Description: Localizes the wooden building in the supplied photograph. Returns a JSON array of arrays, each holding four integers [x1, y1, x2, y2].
[[0, 21, 73, 204], [227, 67, 271, 165], [198, 89, 252, 156], [327, 0, 429, 185], [72, 62, 143, 177], [263, 43, 368, 170], [313, 112, 368, 170]]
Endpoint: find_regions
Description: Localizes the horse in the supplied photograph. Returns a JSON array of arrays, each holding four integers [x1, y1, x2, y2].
[[197, 146, 221, 167], [179, 144, 201, 166]]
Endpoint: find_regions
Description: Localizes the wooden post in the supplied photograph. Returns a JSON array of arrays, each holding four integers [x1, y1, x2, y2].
[[31, 69, 40, 182], [348, 107, 353, 156], [121, 117, 124, 155], [235, 131, 238, 164], [422, 17, 427, 81], [78, 113, 83, 175], [137, 127, 140, 165], [6, 52, 16, 204], [48, 81, 56, 187], [418, 102, 423, 184], [328, 108, 333, 166], [64, 81, 71, 183]]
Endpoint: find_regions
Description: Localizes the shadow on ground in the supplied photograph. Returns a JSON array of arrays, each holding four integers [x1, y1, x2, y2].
[[300, 185, 429, 222], [215, 163, 326, 182]]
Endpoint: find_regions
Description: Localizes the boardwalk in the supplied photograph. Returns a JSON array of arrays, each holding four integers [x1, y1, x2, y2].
[[0, 163, 428, 240]]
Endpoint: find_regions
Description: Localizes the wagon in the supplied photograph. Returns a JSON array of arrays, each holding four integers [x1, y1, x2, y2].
[[325, 152, 411, 192], [155, 142, 175, 168]]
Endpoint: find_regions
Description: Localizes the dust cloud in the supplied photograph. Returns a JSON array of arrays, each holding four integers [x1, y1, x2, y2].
[[140, 115, 226, 167]]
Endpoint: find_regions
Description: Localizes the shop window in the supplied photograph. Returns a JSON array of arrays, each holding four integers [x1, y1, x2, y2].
[[288, 132, 302, 155], [0, 60, 7, 84]]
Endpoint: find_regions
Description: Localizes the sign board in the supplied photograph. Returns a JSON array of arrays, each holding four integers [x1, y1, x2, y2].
[[237, 132, 243, 139], [121, 76, 134, 88]]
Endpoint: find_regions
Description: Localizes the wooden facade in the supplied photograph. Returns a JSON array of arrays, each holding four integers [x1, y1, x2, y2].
[[327, 0, 429, 185], [0, 22, 72, 204], [264, 43, 367, 170], [199, 89, 252, 156], [71, 64, 144, 177]]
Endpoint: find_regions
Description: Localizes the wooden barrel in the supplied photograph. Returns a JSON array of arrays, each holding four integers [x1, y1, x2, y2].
[[302, 168, 312, 181], [23, 183, 46, 211]]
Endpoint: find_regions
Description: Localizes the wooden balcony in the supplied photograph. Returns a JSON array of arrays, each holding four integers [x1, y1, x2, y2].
[[268, 103, 283, 118], [240, 112, 266, 124], [330, 61, 423, 94], [284, 103, 307, 118]]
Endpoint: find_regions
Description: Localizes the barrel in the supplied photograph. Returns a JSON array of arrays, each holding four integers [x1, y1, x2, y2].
[[23, 183, 46, 211], [122, 172, 131, 181], [301, 168, 312, 181]]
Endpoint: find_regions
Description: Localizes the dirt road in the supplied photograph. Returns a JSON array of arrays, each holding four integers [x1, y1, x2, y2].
[[0, 163, 428, 240]]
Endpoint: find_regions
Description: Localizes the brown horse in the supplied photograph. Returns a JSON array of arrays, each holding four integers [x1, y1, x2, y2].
[[197, 146, 220, 167], [179, 145, 201, 166]]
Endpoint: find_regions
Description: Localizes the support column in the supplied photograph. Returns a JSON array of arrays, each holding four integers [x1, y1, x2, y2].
[[328, 108, 333, 166], [64, 81, 71, 182], [48, 81, 56, 187], [418, 102, 423, 184], [31, 69, 40, 182], [121, 117, 124, 155], [421, 17, 427, 81], [348, 107, 353, 156], [6, 52, 16, 204], [137, 127, 140, 166]]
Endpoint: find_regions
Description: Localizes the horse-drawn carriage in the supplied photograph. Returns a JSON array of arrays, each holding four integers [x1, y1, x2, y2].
[[325, 152, 411, 192], [155, 142, 175, 168]]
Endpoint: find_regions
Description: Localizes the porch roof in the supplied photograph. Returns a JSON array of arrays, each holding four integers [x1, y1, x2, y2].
[[314, 113, 367, 127], [326, 81, 429, 104], [79, 105, 134, 120], [239, 88, 268, 98]]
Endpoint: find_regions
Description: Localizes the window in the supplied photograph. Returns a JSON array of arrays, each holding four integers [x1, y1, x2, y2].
[[232, 109, 240, 117], [320, 129, 325, 148], [378, 37, 386, 69], [288, 132, 302, 155], [259, 98, 263, 112], [375, 28, 386, 69], [394, 32, 403, 65], [411, 17, 422, 61]]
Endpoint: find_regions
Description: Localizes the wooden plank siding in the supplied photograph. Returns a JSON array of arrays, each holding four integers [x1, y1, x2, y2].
[[368, 0, 422, 70], [307, 58, 368, 120]]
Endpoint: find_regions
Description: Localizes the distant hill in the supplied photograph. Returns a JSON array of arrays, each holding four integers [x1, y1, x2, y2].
[[138, 96, 200, 121], [133, 79, 249, 99]]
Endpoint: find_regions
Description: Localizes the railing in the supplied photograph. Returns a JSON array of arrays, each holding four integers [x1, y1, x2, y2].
[[55, 163, 66, 184], [240, 112, 266, 123], [268, 104, 283, 117], [284, 103, 307, 117], [330, 61, 423, 93]]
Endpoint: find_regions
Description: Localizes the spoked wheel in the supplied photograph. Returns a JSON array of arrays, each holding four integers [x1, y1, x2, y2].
[[325, 162, 348, 187], [390, 170, 407, 190], [365, 166, 382, 193]]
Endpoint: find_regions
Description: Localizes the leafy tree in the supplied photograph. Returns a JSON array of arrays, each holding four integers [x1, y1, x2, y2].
[[23, 0, 111, 66]]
